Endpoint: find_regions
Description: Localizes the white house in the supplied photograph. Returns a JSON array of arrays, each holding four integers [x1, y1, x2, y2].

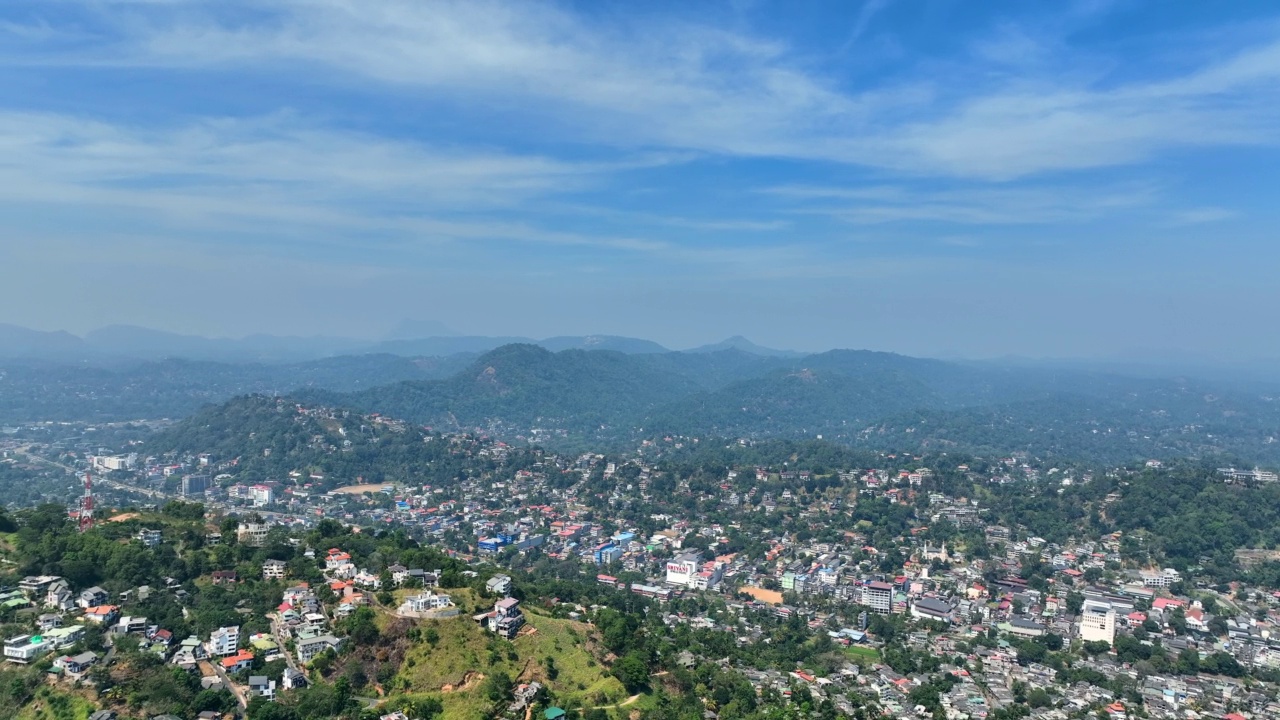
[[248, 675, 276, 700], [4, 635, 52, 664], [207, 626, 240, 657], [296, 634, 343, 664], [262, 560, 288, 580], [45, 580, 74, 611], [353, 570, 381, 589], [77, 587, 108, 609], [485, 575, 512, 596], [398, 591, 454, 615], [54, 651, 98, 676]]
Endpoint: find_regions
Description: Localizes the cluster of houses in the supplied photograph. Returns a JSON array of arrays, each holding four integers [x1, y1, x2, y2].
[[66, 416, 1280, 719]]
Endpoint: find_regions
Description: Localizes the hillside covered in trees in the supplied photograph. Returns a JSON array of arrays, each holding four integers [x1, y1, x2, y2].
[[305, 345, 1280, 464]]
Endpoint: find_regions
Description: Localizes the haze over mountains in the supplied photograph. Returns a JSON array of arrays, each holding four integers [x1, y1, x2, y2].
[[4, 326, 1280, 464], [0, 322, 795, 363]]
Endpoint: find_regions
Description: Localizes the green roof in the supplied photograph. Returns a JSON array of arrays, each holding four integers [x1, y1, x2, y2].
[[545, 708, 566, 720]]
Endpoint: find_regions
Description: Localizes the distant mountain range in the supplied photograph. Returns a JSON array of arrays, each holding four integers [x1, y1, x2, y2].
[[685, 335, 805, 358], [0, 323, 797, 362], [6, 334, 1280, 463], [291, 343, 1280, 464]]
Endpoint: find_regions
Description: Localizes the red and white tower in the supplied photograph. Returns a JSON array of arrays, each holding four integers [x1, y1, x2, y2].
[[78, 471, 95, 533]]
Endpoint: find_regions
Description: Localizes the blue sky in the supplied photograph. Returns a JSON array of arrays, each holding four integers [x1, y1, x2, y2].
[[2, 0, 1279, 358]]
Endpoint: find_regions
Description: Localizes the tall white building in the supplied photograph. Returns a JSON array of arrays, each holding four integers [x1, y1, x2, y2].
[[664, 552, 702, 587], [1079, 600, 1116, 645], [207, 626, 240, 657], [861, 581, 893, 615], [249, 485, 275, 507]]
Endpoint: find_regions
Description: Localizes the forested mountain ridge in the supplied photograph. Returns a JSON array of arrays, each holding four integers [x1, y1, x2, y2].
[[10, 340, 1280, 464], [144, 395, 538, 490], [311, 344, 1280, 463]]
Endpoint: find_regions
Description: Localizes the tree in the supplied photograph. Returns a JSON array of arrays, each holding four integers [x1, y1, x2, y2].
[[1037, 633, 1064, 651], [483, 669, 514, 702], [613, 651, 649, 693], [1027, 687, 1052, 708], [1015, 640, 1046, 665], [407, 696, 443, 719], [340, 607, 379, 646], [1176, 647, 1200, 675], [246, 696, 299, 720]]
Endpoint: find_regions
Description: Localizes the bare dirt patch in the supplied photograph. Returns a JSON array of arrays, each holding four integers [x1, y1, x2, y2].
[[331, 483, 392, 495], [441, 671, 484, 694]]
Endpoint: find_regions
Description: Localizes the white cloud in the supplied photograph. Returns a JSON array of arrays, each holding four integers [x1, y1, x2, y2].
[[1171, 207, 1237, 225], [764, 182, 1157, 225], [0, 110, 707, 260], [18, 0, 1277, 180], [0, 110, 635, 208]]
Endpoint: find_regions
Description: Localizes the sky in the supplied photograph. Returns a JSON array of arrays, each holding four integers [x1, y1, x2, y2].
[[2, 0, 1280, 359]]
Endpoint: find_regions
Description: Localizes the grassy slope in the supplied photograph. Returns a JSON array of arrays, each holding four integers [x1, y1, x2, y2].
[[15, 687, 94, 720], [393, 606, 626, 720]]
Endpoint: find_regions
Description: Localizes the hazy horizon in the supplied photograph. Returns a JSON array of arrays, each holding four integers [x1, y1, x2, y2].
[[3, 1, 1280, 359]]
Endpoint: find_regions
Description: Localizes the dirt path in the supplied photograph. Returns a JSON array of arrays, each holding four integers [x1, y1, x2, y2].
[[590, 694, 641, 710]]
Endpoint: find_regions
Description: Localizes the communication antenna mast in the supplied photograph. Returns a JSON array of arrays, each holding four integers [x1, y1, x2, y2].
[[78, 471, 95, 533]]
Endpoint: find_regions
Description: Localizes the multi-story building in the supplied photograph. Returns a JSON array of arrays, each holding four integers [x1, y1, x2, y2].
[[665, 551, 703, 588], [486, 598, 526, 639], [43, 625, 85, 649], [861, 581, 893, 615], [18, 576, 62, 596], [1140, 568, 1181, 588], [296, 634, 343, 664], [4, 635, 52, 664], [92, 454, 136, 472], [237, 523, 269, 547], [262, 560, 288, 580], [485, 575, 512, 596], [398, 591, 454, 614], [593, 543, 622, 565], [54, 651, 98, 676], [77, 587, 108, 609], [207, 626, 240, 657], [248, 676, 276, 700], [136, 529, 162, 547], [249, 485, 274, 507], [181, 474, 210, 497], [1079, 600, 1117, 645]]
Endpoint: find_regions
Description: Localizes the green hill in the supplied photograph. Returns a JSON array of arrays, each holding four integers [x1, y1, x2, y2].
[[389, 607, 627, 720], [145, 344, 1280, 465], [144, 395, 536, 490]]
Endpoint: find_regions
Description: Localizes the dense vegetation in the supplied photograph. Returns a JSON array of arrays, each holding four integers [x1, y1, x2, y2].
[[0, 460, 79, 508], [7, 342, 1280, 466], [307, 345, 1280, 464], [145, 395, 540, 490]]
